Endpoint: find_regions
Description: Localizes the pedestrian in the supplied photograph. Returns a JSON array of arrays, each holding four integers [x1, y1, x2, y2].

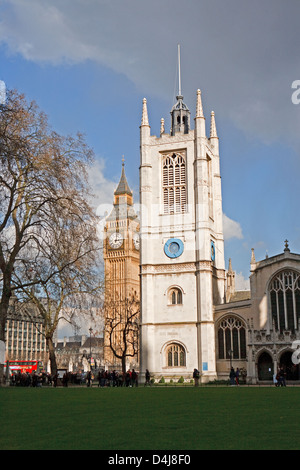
[[193, 368, 200, 387], [132, 369, 138, 387], [125, 370, 131, 387], [86, 370, 92, 387], [229, 367, 236, 385], [144, 369, 151, 386], [279, 367, 286, 387], [53, 372, 58, 388], [31, 371, 38, 387], [62, 372, 68, 387]]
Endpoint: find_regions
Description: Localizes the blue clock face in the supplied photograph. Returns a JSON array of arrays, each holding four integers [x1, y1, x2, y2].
[[164, 238, 184, 258], [211, 241, 216, 261]]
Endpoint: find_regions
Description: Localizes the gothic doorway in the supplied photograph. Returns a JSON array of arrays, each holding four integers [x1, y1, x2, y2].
[[257, 352, 273, 381], [279, 351, 300, 381]]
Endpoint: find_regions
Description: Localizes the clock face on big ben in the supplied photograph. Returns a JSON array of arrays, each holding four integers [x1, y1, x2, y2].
[[108, 232, 123, 249]]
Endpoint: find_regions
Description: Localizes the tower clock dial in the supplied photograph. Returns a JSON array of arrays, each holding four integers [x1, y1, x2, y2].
[[133, 232, 140, 250], [109, 232, 123, 249], [164, 238, 184, 258]]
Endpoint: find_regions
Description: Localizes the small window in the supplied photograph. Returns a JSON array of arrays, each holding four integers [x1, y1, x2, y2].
[[168, 288, 183, 305]]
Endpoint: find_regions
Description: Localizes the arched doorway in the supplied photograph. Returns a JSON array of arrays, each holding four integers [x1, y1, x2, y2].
[[257, 352, 273, 381], [279, 351, 300, 381]]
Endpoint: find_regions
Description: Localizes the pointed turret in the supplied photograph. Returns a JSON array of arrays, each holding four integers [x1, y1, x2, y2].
[[226, 258, 236, 302], [250, 248, 256, 272], [210, 111, 218, 139], [112, 157, 134, 210], [141, 98, 150, 127], [196, 89, 204, 118], [194, 89, 206, 138], [115, 157, 132, 197], [160, 118, 165, 136]]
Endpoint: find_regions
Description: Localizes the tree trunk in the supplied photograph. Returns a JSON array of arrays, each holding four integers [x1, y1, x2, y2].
[[46, 336, 58, 376], [0, 287, 11, 386]]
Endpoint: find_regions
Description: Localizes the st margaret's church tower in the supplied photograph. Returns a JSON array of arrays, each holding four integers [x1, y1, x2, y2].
[[139, 50, 226, 382]]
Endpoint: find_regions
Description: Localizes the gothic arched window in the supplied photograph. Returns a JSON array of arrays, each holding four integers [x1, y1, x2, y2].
[[269, 270, 300, 332], [166, 343, 186, 367], [163, 153, 186, 214], [168, 287, 183, 305], [217, 316, 246, 360]]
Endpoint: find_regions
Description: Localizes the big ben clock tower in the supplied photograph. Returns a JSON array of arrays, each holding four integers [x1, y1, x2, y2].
[[103, 159, 140, 369]]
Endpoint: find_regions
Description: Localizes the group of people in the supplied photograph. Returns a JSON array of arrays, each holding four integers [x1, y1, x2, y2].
[[273, 368, 287, 387], [95, 368, 139, 387], [8, 370, 53, 387], [229, 367, 241, 385]]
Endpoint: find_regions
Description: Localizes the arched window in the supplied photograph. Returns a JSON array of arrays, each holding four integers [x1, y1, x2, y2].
[[168, 287, 183, 305], [166, 343, 186, 367], [269, 270, 300, 332], [163, 153, 186, 214], [218, 316, 246, 360]]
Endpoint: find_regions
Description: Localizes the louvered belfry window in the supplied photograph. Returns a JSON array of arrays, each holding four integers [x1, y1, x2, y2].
[[163, 153, 186, 214]]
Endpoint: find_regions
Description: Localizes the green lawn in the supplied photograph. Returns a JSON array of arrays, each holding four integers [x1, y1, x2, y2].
[[0, 386, 299, 450]]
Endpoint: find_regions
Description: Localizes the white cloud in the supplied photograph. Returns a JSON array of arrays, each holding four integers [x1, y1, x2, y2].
[[87, 158, 117, 210], [223, 213, 243, 240], [235, 272, 250, 291], [1, 0, 300, 147]]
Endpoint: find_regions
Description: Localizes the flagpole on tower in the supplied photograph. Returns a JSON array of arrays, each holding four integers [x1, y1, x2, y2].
[[178, 44, 181, 96]]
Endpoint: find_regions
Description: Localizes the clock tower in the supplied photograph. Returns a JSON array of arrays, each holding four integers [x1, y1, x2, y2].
[[103, 159, 140, 369]]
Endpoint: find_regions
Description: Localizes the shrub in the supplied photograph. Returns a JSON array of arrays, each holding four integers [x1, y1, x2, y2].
[[178, 376, 184, 383]]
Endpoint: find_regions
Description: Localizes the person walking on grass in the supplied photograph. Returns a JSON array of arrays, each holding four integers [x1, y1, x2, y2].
[[144, 369, 151, 386], [193, 368, 200, 387]]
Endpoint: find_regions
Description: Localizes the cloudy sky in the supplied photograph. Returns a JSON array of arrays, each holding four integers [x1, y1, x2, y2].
[[1, 0, 300, 291]]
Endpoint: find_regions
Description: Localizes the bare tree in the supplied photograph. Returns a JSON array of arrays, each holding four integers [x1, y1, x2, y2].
[[0, 89, 98, 383], [15, 222, 104, 375], [104, 294, 140, 374]]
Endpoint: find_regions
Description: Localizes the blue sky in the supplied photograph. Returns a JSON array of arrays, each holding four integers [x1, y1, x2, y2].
[[1, 0, 300, 291]]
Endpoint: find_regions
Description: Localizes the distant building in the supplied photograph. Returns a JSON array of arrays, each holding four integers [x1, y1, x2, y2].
[[54, 335, 104, 372], [103, 159, 140, 370], [4, 295, 48, 366]]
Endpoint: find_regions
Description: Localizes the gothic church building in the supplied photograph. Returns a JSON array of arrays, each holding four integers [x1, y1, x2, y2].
[[103, 82, 300, 384], [138, 88, 300, 384]]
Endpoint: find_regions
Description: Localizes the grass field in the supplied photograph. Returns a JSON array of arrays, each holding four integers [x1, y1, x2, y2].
[[0, 386, 300, 450]]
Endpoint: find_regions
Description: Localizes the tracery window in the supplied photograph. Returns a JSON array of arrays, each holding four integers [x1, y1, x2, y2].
[[168, 287, 183, 305], [163, 153, 186, 214], [269, 270, 300, 332], [166, 343, 186, 367], [218, 316, 246, 360]]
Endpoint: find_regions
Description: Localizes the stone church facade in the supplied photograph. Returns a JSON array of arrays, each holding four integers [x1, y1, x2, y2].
[[216, 243, 300, 383], [102, 67, 300, 383], [137, 86, 300, 384]]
